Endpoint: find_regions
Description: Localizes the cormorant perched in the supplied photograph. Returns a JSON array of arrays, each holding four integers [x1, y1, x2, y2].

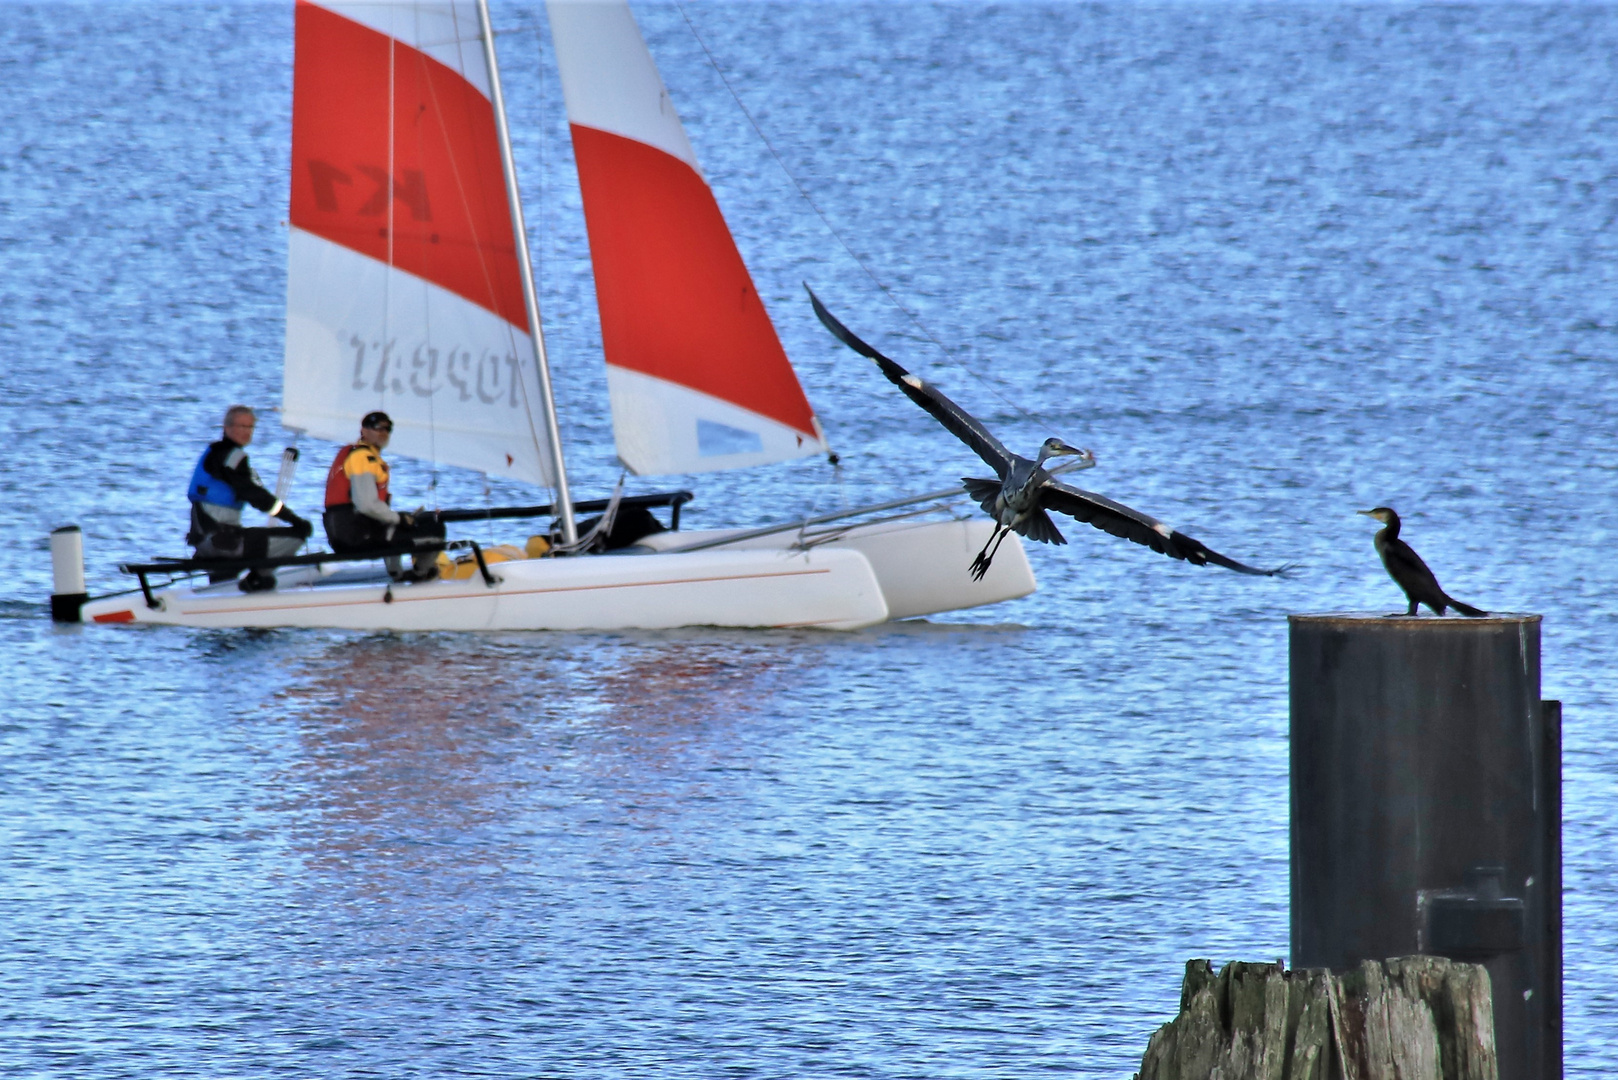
[[1359, 507, 1487, 617], [807, 287, 1290, 581]]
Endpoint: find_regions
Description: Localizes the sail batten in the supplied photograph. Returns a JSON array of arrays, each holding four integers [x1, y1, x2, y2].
[[548, 0, 827, 476], [285, 0, 556, 486]]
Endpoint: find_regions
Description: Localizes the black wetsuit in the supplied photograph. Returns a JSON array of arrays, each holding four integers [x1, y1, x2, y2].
[[188, 438, 311, 564], [323, 504, 445, 554]]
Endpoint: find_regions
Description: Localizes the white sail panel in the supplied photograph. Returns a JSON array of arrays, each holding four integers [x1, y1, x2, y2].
[[606, 365, 826, 477], [284, 229, 556, 486], [548, 1, 700, 170], [289, 1, 557, 486], [548, 0, 829, 476]]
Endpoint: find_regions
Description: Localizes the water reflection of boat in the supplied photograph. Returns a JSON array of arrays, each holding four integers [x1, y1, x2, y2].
[[273, 632, 785, 880], [75, 0, 1043, 631]]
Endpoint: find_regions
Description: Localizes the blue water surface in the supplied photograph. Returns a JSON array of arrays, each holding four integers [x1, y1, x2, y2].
[[0, 2, 1614, 1076]]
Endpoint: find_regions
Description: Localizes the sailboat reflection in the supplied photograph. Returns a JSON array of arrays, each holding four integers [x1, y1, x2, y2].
[[271, 632, 799, 888]]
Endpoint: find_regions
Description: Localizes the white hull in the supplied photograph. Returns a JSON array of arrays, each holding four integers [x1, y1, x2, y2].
[[638, 516, 1036, 621], [80, 519, 1034, 632]]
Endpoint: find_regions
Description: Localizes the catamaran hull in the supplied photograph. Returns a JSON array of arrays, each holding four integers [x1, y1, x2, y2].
[[78, 520, 1035, 632], [81, 548, 890, 632], [827, 518, 1035, 620], [642, 517, 1036, 621]]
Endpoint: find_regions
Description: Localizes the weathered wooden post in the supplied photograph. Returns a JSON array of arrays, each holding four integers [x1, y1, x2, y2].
[[1289, 614, 1561, 1080]]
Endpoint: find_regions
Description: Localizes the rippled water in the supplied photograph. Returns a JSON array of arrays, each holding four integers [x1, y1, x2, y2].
[[2, 2, 1615, 1075]]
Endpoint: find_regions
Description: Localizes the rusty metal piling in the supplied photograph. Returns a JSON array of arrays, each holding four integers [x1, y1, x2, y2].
[[1289, 614, 1561, 1080]]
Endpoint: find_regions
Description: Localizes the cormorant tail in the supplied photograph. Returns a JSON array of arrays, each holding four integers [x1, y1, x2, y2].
[[1445, 595, 1488, 618]]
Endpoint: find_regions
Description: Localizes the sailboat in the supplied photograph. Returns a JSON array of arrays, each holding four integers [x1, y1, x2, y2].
[[76, 0, 1041, 631]]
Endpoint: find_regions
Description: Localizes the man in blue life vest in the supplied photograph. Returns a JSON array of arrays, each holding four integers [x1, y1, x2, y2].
[[322, 411, 444, 581], [187, 404, 313, 591]]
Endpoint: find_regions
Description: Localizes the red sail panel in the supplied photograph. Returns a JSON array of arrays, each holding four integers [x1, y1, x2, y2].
[[290, 1, 524, 329], [569, 123, 819, 439]]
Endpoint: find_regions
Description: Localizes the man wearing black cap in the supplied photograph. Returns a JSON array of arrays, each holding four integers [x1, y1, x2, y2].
[[322, 411, 444, 581]]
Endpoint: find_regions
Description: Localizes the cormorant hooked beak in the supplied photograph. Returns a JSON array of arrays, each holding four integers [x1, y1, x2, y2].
[[1358, 508, 1392, 524]]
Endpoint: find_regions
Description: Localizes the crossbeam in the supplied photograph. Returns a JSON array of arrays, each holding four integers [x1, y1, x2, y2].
[[654, 459, 1096, 555], [434, 490, 693, 527], [121, 542, 432, 578], [117, 490, 696, 596], [119, 538, 509, 609]]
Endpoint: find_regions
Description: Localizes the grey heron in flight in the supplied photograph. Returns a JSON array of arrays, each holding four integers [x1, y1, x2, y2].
[[807, 287, 1290, 581]]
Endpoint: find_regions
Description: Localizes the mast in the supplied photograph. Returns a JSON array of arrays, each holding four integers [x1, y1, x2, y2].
[[477, 0, 577, 545]]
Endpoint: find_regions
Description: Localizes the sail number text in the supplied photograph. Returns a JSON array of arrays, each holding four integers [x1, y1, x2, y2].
[[347, 333, 528, 408]]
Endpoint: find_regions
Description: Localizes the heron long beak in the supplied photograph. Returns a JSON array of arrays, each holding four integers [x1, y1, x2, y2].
[[1053, 441, 1084, 456]]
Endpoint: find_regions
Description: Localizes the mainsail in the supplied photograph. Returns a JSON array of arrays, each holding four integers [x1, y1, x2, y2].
[[548, 0, 828, 476], [284, 0, 558, 487]]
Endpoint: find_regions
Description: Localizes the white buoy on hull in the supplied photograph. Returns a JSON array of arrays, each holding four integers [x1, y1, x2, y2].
[[50, 525, 87, 622]]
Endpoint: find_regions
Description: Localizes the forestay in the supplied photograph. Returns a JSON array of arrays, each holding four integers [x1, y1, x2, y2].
[[548, 0, 828, 476], [284, 0, 558, 487]]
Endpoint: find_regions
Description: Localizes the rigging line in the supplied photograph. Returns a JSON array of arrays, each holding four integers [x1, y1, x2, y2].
[[385, 35, 396, 418], [481, 0, 572, 534], [672, 1, 1057, 432], [397, 73, 456, 507], [532, 20, 557, 514], [415, 9, 439, 502], [471, 4, 557, 500]]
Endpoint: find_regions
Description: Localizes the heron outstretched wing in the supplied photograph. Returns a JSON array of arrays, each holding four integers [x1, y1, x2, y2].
[[807, 286, 1014, 477], [1042, 479, 1287, 576]]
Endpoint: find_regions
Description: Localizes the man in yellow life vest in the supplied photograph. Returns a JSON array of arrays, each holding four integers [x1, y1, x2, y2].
[[322, 411, 444, 581]]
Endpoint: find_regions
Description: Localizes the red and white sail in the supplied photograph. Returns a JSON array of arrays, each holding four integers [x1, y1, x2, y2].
[[285, 0, 557, 486], [548, 1, 827, 476]]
